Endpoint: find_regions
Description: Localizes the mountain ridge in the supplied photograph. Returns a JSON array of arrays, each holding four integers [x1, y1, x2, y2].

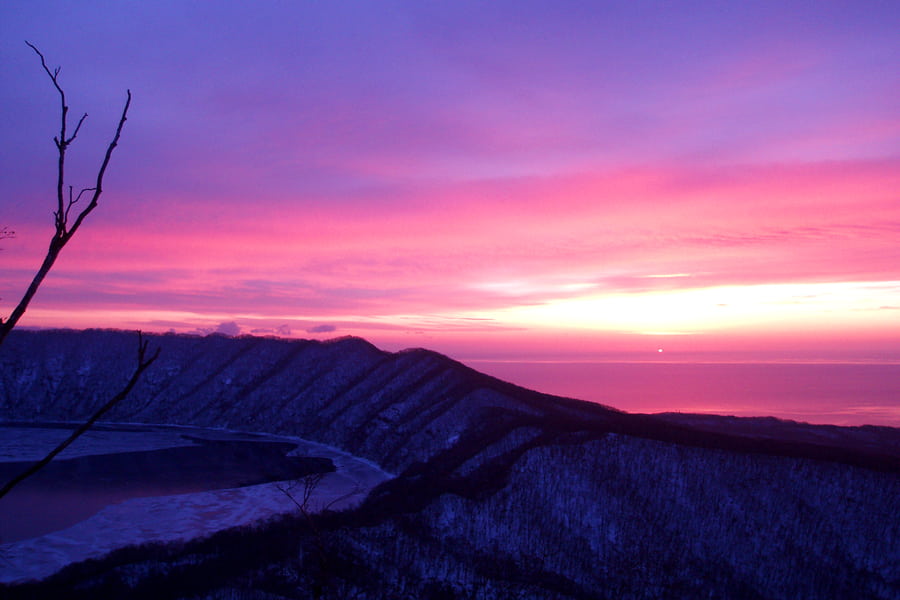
[[2, 328, 899, 598], [2, 328, 897, 473]]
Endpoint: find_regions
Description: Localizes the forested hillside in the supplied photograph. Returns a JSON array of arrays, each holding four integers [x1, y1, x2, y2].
[[2, 329, 899, 599]]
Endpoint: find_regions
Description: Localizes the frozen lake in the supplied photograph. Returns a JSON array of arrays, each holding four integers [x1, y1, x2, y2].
[[0, 423, 392, 584]]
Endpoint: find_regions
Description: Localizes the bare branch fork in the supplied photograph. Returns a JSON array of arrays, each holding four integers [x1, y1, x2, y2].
[[0, 332, 160, 501], [0, 42, 131, 346], [277, 473, 332, 598], [0, 45, 157, 502]]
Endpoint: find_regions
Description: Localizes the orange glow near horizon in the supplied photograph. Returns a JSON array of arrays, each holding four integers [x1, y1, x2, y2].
[[6, 158, 896, 361], [491, 281, 900, 335], [3, 3, 900, 427]]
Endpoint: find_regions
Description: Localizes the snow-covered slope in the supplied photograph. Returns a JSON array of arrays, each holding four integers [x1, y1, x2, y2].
[[2, 329, 899, 599], [2, 330, 556, 473]]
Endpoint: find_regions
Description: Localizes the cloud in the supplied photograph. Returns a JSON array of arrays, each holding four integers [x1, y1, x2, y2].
[[3, 3, 898, 371], [306, 324, 336, 334], [215, 321, 241, 337]]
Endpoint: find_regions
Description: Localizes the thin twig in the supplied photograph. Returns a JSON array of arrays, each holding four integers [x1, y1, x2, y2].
[[67, 112, 88, 145]]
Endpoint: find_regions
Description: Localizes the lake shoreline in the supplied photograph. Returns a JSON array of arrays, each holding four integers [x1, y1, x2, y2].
[[0, 423, 393, 584]]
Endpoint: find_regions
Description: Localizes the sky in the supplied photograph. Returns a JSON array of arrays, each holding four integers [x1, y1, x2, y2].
[[2, 1, 899, 368]]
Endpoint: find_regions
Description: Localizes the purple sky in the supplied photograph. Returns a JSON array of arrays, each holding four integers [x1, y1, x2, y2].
[[2, 2, 899, 366]]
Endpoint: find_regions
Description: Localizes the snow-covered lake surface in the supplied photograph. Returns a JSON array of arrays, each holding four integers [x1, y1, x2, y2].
[[0, 423, 392, 584]]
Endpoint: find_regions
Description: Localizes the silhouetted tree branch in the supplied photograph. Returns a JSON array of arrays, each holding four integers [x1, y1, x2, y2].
[[0, 42, 131, 346], [278, 472, 326, 516], [0, 44, 155, 502], [278, 473, 331, 599], [0, 333, 159, 501]]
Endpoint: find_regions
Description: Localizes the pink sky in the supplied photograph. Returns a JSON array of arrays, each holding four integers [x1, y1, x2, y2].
[[2, 2, 899, 367]]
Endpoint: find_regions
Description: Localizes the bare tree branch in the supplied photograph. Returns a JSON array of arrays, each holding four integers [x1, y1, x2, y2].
[[67, 112, 88, 145], [0, 332, 160, 500], [0, 45, 158, 501], [25, 41, 72, 225], [0, 43, 131, 348], [25, 41, 65, 100], [66, 90, 130, 238], [277, 473, 331, 599]]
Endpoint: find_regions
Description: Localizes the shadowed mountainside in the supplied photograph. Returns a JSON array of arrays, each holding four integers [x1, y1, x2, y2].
[[2, 329, 898, 473], [2, 329, 899, 599]]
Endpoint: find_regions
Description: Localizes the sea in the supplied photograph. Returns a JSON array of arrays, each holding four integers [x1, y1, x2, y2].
[[467, 359, 900, 428]]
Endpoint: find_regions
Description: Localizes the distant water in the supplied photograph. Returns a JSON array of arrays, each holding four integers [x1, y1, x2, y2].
[[469, 360, 900, 427]]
